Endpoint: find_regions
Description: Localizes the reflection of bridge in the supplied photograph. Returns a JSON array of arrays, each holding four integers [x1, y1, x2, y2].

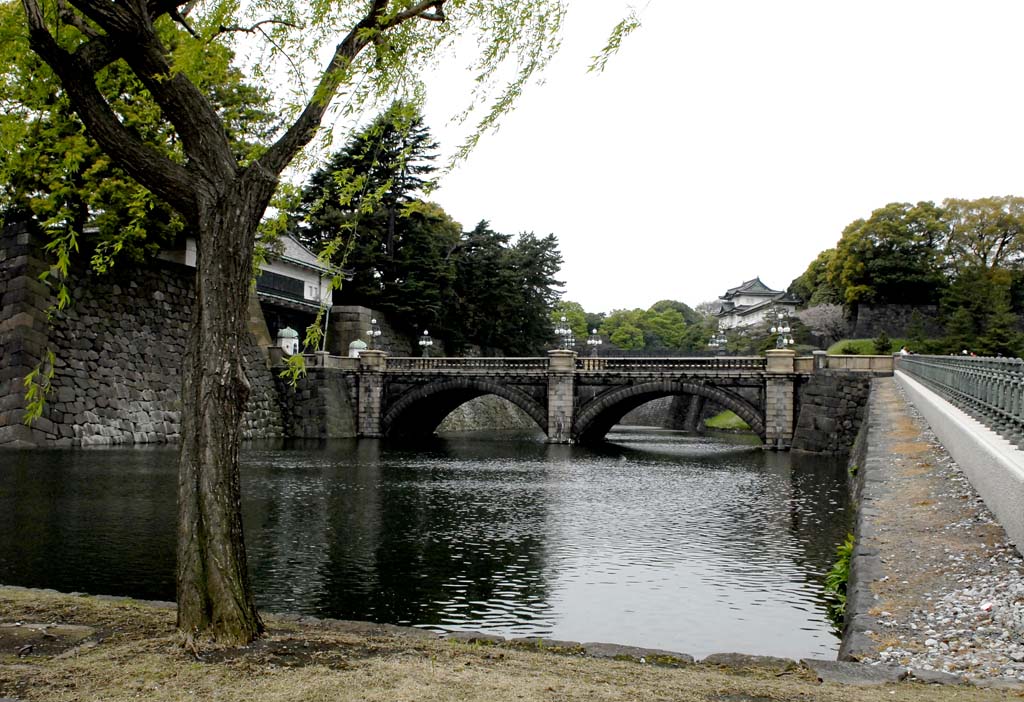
[[280, 349, 894, 448]]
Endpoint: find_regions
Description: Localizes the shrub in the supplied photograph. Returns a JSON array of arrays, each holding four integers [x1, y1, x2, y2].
[[825, 532, 855, 629], [873, 330, 892, 355]]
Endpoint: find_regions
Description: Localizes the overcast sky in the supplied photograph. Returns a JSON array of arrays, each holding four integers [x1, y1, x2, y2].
[[418, 0, 1024, 314]]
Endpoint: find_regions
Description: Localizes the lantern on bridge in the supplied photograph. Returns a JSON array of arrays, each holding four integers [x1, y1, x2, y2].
[[276, 327, 300, 356]]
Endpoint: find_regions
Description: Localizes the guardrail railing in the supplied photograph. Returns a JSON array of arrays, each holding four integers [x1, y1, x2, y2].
[[897, 354, 1024, 447], [386, 357, 550, 371], [576, 356, 767, 372]]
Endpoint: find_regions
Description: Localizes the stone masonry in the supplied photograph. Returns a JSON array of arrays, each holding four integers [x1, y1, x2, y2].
[[546, 350, 576, 443], [0, 221, 50, 447], [790, 370, 872, 454], [0, 222, 282, 447]]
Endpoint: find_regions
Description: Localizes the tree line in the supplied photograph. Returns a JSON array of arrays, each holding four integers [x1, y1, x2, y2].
[[792, 198, 1024, 356], [289, 104, 563, 356]]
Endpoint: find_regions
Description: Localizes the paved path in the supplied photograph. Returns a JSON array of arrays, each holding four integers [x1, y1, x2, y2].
[[843, 376, 1024, 686]]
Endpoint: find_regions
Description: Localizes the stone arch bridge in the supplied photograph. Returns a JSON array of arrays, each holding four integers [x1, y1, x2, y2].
[[282, 349, 893, 449]]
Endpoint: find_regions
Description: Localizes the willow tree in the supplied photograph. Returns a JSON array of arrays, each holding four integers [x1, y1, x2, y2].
[[18, 0, 568, 645]]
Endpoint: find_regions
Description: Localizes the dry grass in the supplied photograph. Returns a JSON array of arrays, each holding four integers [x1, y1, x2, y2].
[[1, 588, 1022, 701]]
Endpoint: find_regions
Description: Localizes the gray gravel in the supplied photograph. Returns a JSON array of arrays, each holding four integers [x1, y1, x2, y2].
[[856, 382, 1024, 682]]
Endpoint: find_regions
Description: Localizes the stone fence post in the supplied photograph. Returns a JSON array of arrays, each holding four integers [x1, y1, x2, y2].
[[546, 350, 576, 443], [813, 350, 828, 371], [764, 349, 797, 450]]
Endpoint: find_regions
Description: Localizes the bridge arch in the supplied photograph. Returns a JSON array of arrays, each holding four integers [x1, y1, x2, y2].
[[382, 377, 548, 439], [573, 380, 765, 444]]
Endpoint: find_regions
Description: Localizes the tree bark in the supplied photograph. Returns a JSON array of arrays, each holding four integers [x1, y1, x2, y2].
[[175, 172, 275, 645]]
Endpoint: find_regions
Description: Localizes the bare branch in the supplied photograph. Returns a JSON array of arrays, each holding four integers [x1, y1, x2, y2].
[[390, 0, 446, 24], [169, 6, 198, 37], [57, 0, 100, 38], [214, 18, 301, 38], [258, 0, 447, 175]]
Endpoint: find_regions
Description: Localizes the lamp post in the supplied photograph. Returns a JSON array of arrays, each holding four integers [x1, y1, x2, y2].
[[769, 309, 794, 349], [586, 328, 603, 357], [707, 330, 728, 354], [554, 315, 575, 350], [366, 317, 382, 350], [418, 329, 433, 357]]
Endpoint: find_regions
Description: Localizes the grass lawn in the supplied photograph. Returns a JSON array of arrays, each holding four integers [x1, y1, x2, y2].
[[1, 587, 1017, 701], [704, 410, 751, 431]]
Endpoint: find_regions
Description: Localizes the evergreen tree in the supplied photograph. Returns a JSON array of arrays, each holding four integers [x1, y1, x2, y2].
[[293, 102, 440, 303], [977, 289, 1024, 357]]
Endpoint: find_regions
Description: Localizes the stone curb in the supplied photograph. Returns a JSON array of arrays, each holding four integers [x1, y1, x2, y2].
[[838, 379, 889, 662]]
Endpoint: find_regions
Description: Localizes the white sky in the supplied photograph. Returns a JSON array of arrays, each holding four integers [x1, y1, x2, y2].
[[418, 0, 1024, 314]]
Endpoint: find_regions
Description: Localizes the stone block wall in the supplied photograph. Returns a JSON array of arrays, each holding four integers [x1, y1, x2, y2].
[[0, 221, 51, 447], [618, 395, 720, 431], [274, 368, 358, 439], [326, 305, 447, 358], [0, 222, 283, 447], [852, 304, 942, 339], [437, 395, 538, 433], [791, 370, 872, 454]]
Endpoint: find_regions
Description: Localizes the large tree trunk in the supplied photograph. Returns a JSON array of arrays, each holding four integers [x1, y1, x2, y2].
[[175, 176, 274, 645]]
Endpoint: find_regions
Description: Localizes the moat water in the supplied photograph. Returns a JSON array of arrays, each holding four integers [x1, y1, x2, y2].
[[0, 427, 852, 659]]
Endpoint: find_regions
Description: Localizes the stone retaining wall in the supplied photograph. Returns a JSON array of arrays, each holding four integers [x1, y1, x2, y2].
[[852, 304, 942, 339], [791, 371, 871, 454], [0, 221, 51, 446], [0, 223, 283, 447], [275, 368, 358, 439]]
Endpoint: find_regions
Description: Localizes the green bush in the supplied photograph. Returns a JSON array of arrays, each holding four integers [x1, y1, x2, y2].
[[873, 330, 892, 355], [824, 532, 855, 629], [828, 338, 912, 355]]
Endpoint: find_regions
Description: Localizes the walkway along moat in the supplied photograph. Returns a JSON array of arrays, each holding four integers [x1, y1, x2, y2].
[[841, 372, 1024, 684]]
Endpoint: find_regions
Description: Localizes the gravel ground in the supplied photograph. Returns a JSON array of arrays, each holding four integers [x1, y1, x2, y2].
[[855, 378, 1024, 682]]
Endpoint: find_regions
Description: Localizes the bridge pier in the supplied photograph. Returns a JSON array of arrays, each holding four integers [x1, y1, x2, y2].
[[357, 350, 386, 437], [764, 349, 797, 449], [546, 350, 576, 443]]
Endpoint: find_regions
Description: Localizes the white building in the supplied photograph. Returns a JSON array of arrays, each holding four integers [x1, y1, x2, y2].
[[254, 235, 333, 314], [161, 234, 337, 344], [713, 278, 800, 330]]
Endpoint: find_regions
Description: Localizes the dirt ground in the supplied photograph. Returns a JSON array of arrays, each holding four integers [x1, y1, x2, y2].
[[2, 587, 1023, 702]]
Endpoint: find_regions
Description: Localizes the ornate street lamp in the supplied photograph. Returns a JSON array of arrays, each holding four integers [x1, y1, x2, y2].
[[708, 330, 728, 352], [554, 315, 575, 350], [418, 329, 433, 357], [586, 328, 603, 357], [366, 317, 382, 350], [769, 309, 794, 349]]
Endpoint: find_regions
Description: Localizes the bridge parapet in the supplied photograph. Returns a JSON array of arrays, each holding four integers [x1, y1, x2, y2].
[[386, 357, 549, 372], [576, 357, 767, 372]]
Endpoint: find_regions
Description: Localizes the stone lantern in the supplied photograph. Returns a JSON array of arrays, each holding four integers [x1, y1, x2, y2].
[[276, 326, 300, 356]]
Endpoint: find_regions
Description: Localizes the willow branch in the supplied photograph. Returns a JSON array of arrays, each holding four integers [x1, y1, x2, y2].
[[258, 0, 445, 175]]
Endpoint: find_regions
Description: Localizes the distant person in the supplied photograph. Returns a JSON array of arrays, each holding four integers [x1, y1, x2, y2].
[[899, 346, 909, 356]]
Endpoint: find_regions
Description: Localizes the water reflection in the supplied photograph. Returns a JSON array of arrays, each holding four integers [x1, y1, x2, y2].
[[0, 427, 851, 659]]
